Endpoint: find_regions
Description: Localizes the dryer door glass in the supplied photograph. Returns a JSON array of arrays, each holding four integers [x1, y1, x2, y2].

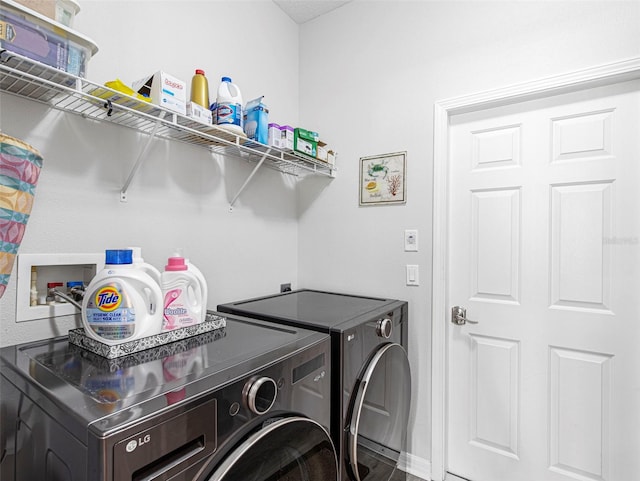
[[205, 416, 338, 481], [346, 342, 411, 481]]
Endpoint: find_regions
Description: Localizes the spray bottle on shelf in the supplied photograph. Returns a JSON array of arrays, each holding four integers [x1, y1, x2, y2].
[[161, 256, 203, 331], [173, 248, 208, 322], [81, 249, 163, 345]]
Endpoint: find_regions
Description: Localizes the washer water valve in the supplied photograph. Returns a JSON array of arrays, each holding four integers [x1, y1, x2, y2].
[[48, 284, 85, 311]]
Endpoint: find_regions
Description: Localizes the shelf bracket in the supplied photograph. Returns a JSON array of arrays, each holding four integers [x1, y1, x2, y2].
[[229, 148, 272, 210], [120, 111, 166, 202]]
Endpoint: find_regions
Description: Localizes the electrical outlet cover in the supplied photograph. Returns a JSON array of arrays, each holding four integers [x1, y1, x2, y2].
[[404, 229, 418, 251]]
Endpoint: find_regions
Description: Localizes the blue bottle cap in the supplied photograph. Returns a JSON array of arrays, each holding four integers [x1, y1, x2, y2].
[[105, 249, 133, 265], [221, 76, 232, 82]]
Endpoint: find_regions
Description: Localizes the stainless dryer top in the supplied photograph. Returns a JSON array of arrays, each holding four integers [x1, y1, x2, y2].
[[217, 289, 405, 332]]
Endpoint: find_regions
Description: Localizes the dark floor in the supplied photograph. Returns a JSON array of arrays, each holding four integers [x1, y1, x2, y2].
[[356, 445, 426, 481], [392, 471, 425, 481]]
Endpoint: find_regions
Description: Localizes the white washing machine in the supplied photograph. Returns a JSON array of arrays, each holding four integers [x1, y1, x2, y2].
[[0, 315, 337, 481]]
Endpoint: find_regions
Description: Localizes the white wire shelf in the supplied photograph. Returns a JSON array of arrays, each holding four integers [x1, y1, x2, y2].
[[0, 50, 336, 204]]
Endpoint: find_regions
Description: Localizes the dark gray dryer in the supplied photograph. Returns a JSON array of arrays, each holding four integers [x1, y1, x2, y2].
[[218, 289, 411, 481]]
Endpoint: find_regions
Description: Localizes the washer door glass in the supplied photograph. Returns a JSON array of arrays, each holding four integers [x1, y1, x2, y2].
[[346, 342, 411, 481], [207, 416, 338, 481]]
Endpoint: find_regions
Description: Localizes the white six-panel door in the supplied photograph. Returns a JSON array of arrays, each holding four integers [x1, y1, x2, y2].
[[447, 80, 640, 481]]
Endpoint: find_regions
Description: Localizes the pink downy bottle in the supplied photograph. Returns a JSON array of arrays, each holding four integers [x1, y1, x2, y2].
[[161, 256, 203, 331]]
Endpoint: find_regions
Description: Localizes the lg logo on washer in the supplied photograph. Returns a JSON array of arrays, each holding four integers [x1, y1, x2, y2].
[[125, 434, 151, 453]]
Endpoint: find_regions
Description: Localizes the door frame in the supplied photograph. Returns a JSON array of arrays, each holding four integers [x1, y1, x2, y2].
[[430, 56, 640, 481]]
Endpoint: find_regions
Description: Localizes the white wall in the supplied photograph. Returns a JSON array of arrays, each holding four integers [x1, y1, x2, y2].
[[2, 0, 639, 476], [0, 0, 306, 345], [297, 1, 640, 476]]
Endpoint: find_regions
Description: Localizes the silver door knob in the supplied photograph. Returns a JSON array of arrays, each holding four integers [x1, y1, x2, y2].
[[451, 306, 478, 325]]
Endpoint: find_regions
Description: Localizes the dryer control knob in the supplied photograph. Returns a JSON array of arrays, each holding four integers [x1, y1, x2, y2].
[[243, 376, 277, 415], [376, 318, 393, 339]]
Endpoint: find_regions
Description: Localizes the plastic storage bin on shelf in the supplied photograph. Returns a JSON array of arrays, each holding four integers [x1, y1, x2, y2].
[[55, 0, 80, 27], [12, 0, 81, 27], [0, 0, 98, 77]]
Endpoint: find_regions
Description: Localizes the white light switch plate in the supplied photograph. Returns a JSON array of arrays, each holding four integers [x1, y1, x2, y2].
[[406, 264, 419, 286], [404, 229, 418, 251]]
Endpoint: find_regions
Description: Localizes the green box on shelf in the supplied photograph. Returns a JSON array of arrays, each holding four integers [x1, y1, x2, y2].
[[294, 127, 319, 157]]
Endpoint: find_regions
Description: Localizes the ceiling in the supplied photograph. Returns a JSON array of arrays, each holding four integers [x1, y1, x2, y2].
[[273, 0, 352, 24]]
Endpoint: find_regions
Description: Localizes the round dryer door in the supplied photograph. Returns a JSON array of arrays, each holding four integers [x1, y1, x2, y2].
[[206, 416, 338, 481], [346, 342, 411, 481]]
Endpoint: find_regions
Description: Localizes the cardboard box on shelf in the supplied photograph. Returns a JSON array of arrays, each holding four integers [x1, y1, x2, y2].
[[294, 128, 319, 157], [316, 141, 328, 162], [13, 0, 55, 20], [132, 71, 187, 115], [282, 125, 294, 150], [187, 101, 212, 124], [268, 123, 281, 148], [268, 124, 295, 150], [327, 150, 336, 166], [244, 97, 269, 144]]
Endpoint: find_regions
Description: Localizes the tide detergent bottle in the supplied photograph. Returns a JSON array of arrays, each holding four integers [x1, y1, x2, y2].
[[81, 249, 163, 345], [129, 246, 162, 285], [161, 256, 203, 331]]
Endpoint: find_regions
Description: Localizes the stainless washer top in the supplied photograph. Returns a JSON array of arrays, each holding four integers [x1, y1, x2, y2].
[[0, 315, 329, 440]]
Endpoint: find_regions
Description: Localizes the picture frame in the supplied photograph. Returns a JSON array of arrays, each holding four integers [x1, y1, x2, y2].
[[359, 151, 407, 206]]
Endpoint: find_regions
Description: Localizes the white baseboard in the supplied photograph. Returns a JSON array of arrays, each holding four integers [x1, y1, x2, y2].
[[399, 451, 431, 480]]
